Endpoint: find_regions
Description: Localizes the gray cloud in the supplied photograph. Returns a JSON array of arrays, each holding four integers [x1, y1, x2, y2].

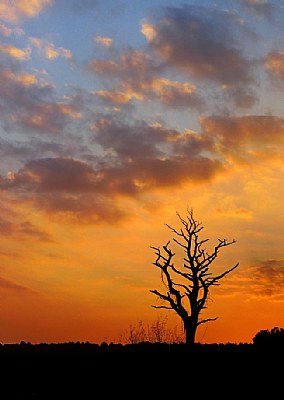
[[0, 116, 225, 222], [240, 0, 275, 19], [246, 260, 284, 297], [145, 5, 254, 86], [0, 60, 82, 136], [89, 50, 163, 87]]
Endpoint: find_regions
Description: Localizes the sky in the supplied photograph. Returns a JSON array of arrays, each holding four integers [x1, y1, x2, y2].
[[1, 0, 284, 345]]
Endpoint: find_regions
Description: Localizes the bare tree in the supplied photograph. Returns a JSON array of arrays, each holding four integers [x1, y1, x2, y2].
[[150, 208, 239, 346]]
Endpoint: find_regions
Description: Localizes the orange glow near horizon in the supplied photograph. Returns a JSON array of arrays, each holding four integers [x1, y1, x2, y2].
[[1, 179, 284, 344]]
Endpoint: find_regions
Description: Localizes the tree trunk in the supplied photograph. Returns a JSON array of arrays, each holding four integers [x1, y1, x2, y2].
[[184, 317, 198, 346]]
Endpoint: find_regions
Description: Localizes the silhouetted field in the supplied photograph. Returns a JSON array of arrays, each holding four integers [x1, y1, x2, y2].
[[0, 341, 282, 398]]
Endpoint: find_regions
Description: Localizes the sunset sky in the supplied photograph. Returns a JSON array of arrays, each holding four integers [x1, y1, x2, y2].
[[1, 0, 284, 345]]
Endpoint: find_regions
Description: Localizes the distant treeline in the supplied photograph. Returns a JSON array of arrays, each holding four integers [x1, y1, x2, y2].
[[1, 325, 284, 349]]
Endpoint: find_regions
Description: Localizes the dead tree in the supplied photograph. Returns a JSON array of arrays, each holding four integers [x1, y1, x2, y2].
[[150, 208, 239, 345]]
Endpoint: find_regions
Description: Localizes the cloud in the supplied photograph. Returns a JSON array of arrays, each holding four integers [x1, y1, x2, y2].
[[0, 0, 53, 23], [89, 50, 162, 89], [0, 23, 24, 37], [95, 36, 113, 48], [0, 276, 36, 293], [200, 115, 284, 162], [89, 49, 204, 110], [0, 157, 133, 223], [89, 5, 260, 112], [242, 260, 284, 299], [216, 259, 284, 301], [93, 78, 204, 110], [240, 0, 274, 19], [0, 217, 54, 242], [0, 23, 12, 36], [265, 51, 284, 80], [92, 118, 215, 164], [219, 86, 258, 110], [1, 132, 221, 196], [0, 69, 37, 86], [142, 5, 254, 85], [0, 117, 225, 223], [0, 63, 81, 135], [30, 37, 73, 61], [0, 44, 31, 60], [6, 157, 101, 193], [10, 102, 81, 135], [94, 90, 139, 106], [144, 78, 205, 110]]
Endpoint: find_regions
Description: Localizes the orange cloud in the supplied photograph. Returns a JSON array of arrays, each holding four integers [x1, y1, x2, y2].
[[198, 115, 284, 169], [18, 73, 38, 86], [0, 216, 53, 242], [95, 89, 143, 104], [201, 115, 284, 152], [90, 50, 204, 109], [266, 51, 284, 80], [0, 0, 53, 23], [30, 37, 73, 61], [150, 78, 195, 95], [45, 44, 72, 60], [234, 260, 284, 301], [95, 36, 113, 47], [141, 22, 156, 42], [58, 104, 81, 119], [0, 44, 31, 60], [148, 78, 204, 109], [0, 69, 37, 86], [0, 276, 35, 292], [45, 44, 59, 60]]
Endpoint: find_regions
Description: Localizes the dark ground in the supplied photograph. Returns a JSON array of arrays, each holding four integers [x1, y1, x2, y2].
[[0, 341, 282, 398]]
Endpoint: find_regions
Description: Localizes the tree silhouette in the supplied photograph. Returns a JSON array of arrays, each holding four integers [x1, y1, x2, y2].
[[150, 208, 239, 346], [253, 327, 284, 346]]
